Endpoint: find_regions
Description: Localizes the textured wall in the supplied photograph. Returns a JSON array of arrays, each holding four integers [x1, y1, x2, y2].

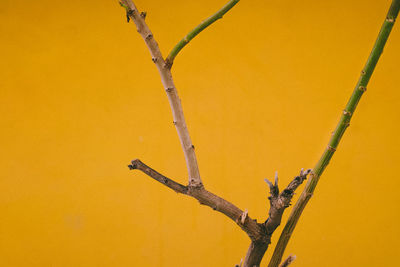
[[1, 0, 399, 266]]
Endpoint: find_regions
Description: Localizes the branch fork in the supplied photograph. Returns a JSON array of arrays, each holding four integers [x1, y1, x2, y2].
[[264, 169, 311, 234], [119, 0, 400, 266], [129, 159, 309, 267]]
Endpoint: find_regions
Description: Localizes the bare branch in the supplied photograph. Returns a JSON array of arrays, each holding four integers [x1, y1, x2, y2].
[[128, 159, 188, 194], [264, 169, 311, 235], [279, 255, 296, 267], [242, 170, 310, 267], [128, 159, 267, 241], [120, 0, 202, 187], [128, 160, 309, 267], [165, 0, 240, 68], [119, 0, 400, 266]]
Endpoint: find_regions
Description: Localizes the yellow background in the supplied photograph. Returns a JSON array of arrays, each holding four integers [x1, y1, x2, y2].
[[1, 0, 399, 266]]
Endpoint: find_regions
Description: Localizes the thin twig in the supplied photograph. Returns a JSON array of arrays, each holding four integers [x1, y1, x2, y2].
[[120, 0, 202, 187], [128, 159, 188, 194], [165, 0, 240, 68], [128, 159, 266, 241], [268, 1, 400, 266]]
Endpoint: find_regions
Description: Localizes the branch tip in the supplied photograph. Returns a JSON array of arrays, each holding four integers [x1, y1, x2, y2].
[[264, 178, 273, 188], [128, 159, 140, 170], [166, 0, 240, 67]]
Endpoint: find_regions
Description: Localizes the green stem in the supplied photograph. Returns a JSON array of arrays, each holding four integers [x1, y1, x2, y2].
[[165, 0, 240, 68], [268, 1, 400, 266]]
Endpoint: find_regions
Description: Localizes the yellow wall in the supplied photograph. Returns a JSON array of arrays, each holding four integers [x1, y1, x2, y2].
[[1, 0, 399, 266]]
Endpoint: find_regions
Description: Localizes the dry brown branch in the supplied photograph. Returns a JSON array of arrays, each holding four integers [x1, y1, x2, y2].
[[120, 0, 310, 266], [128, 159, 265, 241], [129, 159, 308, 267], [242, 170, 310, 266], [118, 0, 400, 265]]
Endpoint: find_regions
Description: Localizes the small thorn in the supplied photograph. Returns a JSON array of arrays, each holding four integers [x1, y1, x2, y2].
[[274, 171, 279, 186], [125, 9, 135, 23], [358, 86, 367, 92], [151, 57, 158, 63], [343, 110, 352, 116], [327, 145, 336, 152], [140, 11, 147, 19], [386, 16, 395, 23], [300, 168, 304, 176], [264, 178, 273, 188], [240, 209, 248, 224]]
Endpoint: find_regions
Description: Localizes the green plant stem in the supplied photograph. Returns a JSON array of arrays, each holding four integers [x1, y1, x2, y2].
[[268, 1, 400, 266], [165, 0, 239, 68]]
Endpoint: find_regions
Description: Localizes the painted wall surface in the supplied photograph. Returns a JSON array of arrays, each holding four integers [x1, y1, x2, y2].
[[1, 0, 399, 266]]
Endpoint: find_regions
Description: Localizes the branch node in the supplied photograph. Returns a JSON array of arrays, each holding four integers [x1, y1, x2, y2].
[[358, 85, 367, 92], [343, 110, 352, 116], [125, 8, 135, 23], [140, 11, 147, 19], [145, 33, 153, 40], [386, 16, 395, 23], [128, 159, 140, 170], [327, 145, 336, 152], [164, 59, 172, 69], [151, 57, 158, 63]]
